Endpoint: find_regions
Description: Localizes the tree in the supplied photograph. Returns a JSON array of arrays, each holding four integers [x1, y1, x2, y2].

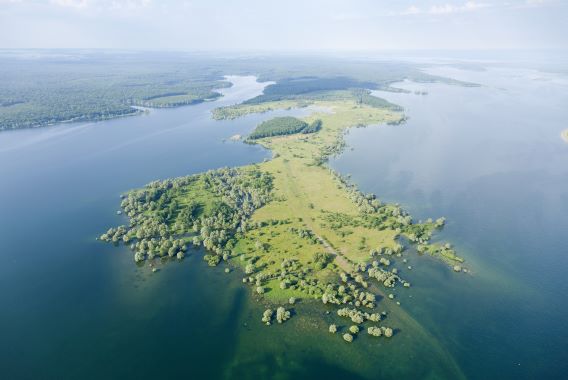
[[262, 309, 273, 325], [276, 307, 291, 323], [367, 326, 382, 337]]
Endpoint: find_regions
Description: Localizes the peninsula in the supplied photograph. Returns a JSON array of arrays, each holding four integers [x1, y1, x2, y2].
[[100, 86, 465, 342]]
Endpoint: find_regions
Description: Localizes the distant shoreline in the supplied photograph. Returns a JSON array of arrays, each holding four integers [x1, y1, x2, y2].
[[562, 129, 568, 144]]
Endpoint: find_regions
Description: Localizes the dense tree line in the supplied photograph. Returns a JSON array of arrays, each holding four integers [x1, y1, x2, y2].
[[243, 77, 377, 105], [352, 89, 403, 111], [247, 117, 318, 140]]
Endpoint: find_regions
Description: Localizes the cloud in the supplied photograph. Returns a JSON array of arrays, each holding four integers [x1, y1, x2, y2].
[[50, 0, 89, 8], [515, 0, 555, 8], [400, 5, 421, 15], [399, 1, 490, 16], [430, 1, 489, 14], [109, 0, 151, 10], [48, 0, 152, 10]]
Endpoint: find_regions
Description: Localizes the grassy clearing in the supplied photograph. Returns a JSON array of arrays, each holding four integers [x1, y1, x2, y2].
[[237, 101, 404, 274]]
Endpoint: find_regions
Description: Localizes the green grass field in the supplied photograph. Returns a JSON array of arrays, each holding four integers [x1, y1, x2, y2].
[[220, 99, 463, 301]]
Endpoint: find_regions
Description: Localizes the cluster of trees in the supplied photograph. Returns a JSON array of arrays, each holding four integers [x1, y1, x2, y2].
[[322, 272, 395, 343], [261, 307, 291, 325], [288, 227, 319, 244], [352, 89, 403, 111], [302, 119, 322, 134], [248, 117, 323, 140], [337, 307, 381, 324], [319, 272, 377, 308], [100, 167, 273, 265], [241, 257, 327, 299], [326, 168, 462, 265], [367, 326, 382, 337], [368, 266, 400, 288], [386, 116, 409, 126], [99, 226, 128, 243], [367, 326, 393, 338], [312, 252, 333, 270], [313, 133, 347, 166], [417, 242, 464, 264], [248, 117, 307, 139]]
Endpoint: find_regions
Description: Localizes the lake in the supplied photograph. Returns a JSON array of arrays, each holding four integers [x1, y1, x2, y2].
[[332, 66, 568, 379], [1, 68, 567, 379]]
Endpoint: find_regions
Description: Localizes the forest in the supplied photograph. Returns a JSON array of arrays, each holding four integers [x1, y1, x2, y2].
[[0, 50, 477, 131], [247, 117, 322, 140], [0, 51, 228, 130]]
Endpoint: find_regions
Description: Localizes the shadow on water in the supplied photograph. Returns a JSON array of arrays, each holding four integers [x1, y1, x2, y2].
[[225, 354, 368, 380]]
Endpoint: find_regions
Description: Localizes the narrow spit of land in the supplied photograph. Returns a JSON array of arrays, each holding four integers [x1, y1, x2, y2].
[[100, 89, 466, 343]]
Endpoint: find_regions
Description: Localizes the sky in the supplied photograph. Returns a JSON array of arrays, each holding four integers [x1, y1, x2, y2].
[[0, 0, 567, 51]]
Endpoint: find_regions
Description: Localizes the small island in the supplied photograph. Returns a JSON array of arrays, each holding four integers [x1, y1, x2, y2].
[[562, 129, 568, 144], [100, 86, 465, 342]]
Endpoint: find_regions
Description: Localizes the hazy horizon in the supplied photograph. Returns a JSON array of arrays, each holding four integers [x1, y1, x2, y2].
[[1, 0, 567, 51]]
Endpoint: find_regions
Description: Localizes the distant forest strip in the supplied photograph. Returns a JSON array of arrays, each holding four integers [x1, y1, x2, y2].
[[0, 51, 478, 131], [0, 54, 229, 130]]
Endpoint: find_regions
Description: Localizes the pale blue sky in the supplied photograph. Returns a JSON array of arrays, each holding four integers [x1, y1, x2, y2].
[[0, 0, 566, 50]]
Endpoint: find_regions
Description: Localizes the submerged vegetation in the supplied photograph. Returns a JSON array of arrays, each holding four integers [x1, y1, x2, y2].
[[100, 72, 466, 344]]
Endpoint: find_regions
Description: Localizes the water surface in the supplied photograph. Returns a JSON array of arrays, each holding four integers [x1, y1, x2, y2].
[[331, 66, 568, 379]]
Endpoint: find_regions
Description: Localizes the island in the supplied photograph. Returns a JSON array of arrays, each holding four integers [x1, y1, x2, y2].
[[562, 129, 568, 144], [100, 85, 465, 342]]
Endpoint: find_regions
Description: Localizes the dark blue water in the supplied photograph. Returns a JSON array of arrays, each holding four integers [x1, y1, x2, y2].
[[331, 66, 568, 379]]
